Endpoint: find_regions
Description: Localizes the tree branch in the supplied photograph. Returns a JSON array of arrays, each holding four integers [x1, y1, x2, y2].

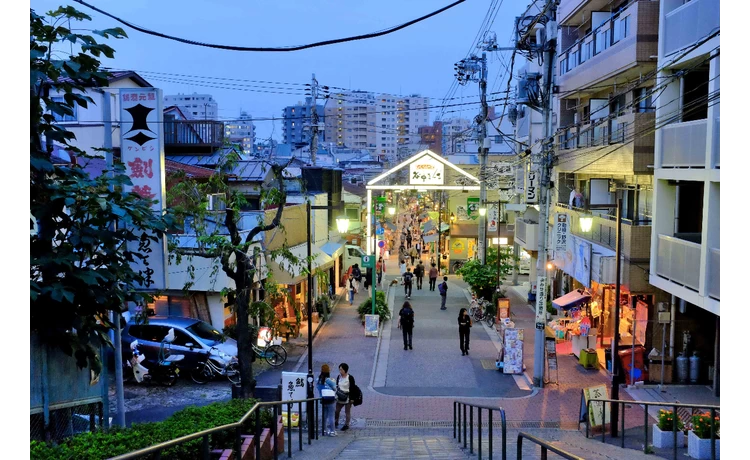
[[243, 159, 293, 246]]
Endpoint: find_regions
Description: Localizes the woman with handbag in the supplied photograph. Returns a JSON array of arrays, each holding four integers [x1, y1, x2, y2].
[[317, 364, 337, 436], [334, 363, 355, 431], [458, 308, 472, 356]]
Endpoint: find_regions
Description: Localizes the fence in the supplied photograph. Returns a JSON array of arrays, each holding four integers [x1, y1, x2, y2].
[[516, 432, 584, 460], [453, 400, 506, 459], [30, 401, 104, 442]]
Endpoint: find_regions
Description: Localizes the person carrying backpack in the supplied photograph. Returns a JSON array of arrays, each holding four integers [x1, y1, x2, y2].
[[351, 264, 362, 293], [428, 263, 439, 291], [317, 364, 337, 436], [438, 276, 448, 310], [402, 267, 414, 299], [335, 363, 360, 431], [414, 261, 425, 290], [398, 301, 415, 350], [347, 274, 356, 306]]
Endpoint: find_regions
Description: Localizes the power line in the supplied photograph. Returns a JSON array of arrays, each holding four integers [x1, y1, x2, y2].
[[73, 0, 466, 52]]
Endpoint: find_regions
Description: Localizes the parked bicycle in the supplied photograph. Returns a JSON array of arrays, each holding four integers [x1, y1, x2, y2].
[[190, 346, 241, 385], [251, 339, 287, 368], [469, 296, 495, 326]]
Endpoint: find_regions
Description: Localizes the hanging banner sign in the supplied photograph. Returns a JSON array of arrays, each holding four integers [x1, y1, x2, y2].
[[526, 165, 539, 204], [120, 87, 166, 290], [488, 204, 499, 233], [515, 165, 525, 194], [555, 213, 569, 257], [534, 275, 547, 329], [466, 197, 480, 220], [409, 154, 445, 185]]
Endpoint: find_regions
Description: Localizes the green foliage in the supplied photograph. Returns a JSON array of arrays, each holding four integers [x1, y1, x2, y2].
[[546, 300, 557, 315], [455, 247, 515, 301], [691, 411, 720, 439], [357, 290, 390, 322], [29, 400, 275, 460], [657, 409, 685, 432], [30, 7, 172, 371]]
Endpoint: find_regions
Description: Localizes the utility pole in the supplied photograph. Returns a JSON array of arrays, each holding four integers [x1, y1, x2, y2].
[[532, 0, 558, 388], [309, 74, 319, 166], [478, 51, 489, 265]]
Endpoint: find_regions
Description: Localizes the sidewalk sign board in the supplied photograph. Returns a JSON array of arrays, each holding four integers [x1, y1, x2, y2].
[[579, 384, 610, 428], [364, 314, 379, 337], [281, 372, 308, 420]]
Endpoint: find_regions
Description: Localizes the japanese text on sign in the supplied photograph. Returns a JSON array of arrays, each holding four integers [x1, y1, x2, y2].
[[526, 168, 538, 203], [534, 275, 547, 329], [409, 155, 445, 185], [555, 213, 568, 256]]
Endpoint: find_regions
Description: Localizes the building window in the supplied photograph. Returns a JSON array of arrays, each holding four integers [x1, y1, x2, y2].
[[50, 96, 77, 122], [633, 88, 655, 113]]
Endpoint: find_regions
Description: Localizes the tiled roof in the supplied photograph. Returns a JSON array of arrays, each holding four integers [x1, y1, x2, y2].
[[165, 159, 214, 178]]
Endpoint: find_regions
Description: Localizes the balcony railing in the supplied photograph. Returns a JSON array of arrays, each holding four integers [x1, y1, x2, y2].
[[659, 119, 707, 168], [559, 6, 632, 77], [663, 0, 720, 57], [164, 120, 224, 147], [558, 120, 628, 149], [708, 248, 719, 300], [656, 234, 701, 291], [514, 218, 538, 250]]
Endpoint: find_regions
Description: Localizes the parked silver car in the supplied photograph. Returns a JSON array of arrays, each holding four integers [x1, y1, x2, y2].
[[121, 316, 237, 373]]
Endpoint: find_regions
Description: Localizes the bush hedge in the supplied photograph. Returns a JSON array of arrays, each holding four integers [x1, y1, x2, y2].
[[357, 290, 391, 322], [30, 399, 275, 460]]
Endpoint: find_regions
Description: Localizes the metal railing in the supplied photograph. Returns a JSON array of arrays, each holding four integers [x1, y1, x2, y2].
[[516, 433, 584, 460], [108, 397, 322, 460], [453, 400, 506, 459], [585, 398, 719, 460]]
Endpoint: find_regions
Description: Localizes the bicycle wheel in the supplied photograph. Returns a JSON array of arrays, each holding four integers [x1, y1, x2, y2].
[[485, 315, 495, 327], [226, 362, 241, 385], [190, 362, 212, 384], [265, 345, 287, 367]]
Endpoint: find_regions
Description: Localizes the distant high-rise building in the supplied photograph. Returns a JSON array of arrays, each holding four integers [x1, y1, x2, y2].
[[225, 111, 255, 154], [441, 118, 471, 155], [163, 93, 218, 119], [324, 91, 430, 162], [419, 121, 443, 154], [282, 98, 325, 148]]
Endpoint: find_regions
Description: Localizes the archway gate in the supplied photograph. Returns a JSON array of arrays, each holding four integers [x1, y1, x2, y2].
[[365, 149, 481, 255]]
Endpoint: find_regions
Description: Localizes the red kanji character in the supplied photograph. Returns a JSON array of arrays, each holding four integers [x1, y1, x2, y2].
[[139, 93, 147, 101], [128, 157, 154, 179], [132, 185, 156, 200], [148, 93, 156, 100], [123, 94, 130, 101]]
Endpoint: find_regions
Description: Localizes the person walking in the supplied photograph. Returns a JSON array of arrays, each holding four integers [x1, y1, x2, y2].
[[317, 364, 337, 436], [414, 261, 424, 290], [458, 308, 472, 355], [428, 263, 439, 291], [351, 264, 362, 293], [409, 246, 418, 265], [402, 267, 414, 299], [335, 363, 355, 431], [406, 231, 413, 250], [399, 258, 407, 284], [438, 276, 448, 310], [347, 274, 356, 306], [398, 301, 415, 350], [376, 257, 385, 287]]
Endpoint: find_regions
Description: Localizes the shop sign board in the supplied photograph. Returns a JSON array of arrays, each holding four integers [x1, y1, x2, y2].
[[364, 314, 379, 337], [409, 155, 444, 185], [534, 275, 547, 329], [466, 197, 480, 220], [579, 385, 611, 428], [515, 165, 525, 194], [555, 213, 569, 257], [488, 204, 499, 232], [526, 165, 539, 204]]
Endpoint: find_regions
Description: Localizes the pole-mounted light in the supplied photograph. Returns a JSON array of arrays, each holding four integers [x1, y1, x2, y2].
[[478, 207, 487, 217], [579, 214, 594, 232], [336, 217, 350, 234], [387, 207, 396, 216]]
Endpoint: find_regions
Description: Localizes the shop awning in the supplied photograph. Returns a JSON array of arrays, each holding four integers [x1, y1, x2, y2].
[[423, 220, 435, 232], [449, 223, 479, 238], [552, 289, 591, 310], [440, 223, 450, 232], [320, 240, 345, 260], [266, 243, 334, 285], [385, 222, 397, 231], [422, 233, 439, 243]]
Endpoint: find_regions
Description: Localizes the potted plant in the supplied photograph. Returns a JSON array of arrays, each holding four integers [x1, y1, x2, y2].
[[653, 409, 685, 449], [546, 301, 557, 321], [688, 412, 720, 459]]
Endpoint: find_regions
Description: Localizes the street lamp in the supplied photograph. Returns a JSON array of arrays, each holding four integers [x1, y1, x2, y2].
[[450, 212, 456, 223], [306, 201, 346, 442], [478, 207, 487, 216], [387, 206, 396, 216], [580, 198, 623, 437]]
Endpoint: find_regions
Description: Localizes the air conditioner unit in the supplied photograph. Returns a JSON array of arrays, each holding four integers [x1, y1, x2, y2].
[[207, 193, 226, 211]]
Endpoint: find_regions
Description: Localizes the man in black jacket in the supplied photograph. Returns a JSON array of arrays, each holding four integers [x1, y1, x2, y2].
[[398, 301, 415, 350], [414, 261, 425, 290], [402, 267, 414, 299]]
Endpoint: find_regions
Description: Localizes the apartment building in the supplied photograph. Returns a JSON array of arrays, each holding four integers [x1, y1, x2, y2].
[[419, 121, 443, 154], [441, 117, 471, 155], [224, 111, 255, 155], [282, 98, 325, 148], [164, 93, 219, 120], [648, 0, 720, 392], [324, 91, 430, 162]]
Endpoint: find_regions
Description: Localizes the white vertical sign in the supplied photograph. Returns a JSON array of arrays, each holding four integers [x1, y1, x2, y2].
[[120, 87, 167, 290], [487, 204, 499, 233], [526, 165, 539, 204], [535, 275, 547, 329], [515, 165, 525, 194], [555, 213, 569, 257]]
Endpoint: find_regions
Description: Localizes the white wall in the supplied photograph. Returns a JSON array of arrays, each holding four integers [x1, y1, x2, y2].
[[207, 294, 229, 330]]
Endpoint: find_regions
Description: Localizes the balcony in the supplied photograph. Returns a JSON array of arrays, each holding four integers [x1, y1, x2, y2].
[[655, 234, 701, 291], [713, 118, 720, 168], [663, 0, 720, 57], [514, 218, 538, 252], [708, 247, 719, 300], [557, 0, 658, 95], [558, 0, 614, 26], [659, 119, 707, 168], [164, 120, 225, 152], [555, 204, 652, 260]]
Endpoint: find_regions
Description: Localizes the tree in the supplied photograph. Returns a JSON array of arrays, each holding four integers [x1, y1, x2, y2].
[[455, 246, 516, 301], [167, 153, 296, 398], [30, 7, 171, 371]]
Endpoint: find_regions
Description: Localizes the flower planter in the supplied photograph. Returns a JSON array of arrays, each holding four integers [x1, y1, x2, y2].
[[652, 424, 684, 449], [688, 430, 720, 459]]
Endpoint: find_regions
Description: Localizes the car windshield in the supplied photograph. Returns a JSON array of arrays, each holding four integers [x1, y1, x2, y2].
[[186, 321, 224, 345]]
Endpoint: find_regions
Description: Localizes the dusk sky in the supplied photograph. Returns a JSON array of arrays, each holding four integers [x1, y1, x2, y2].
[[31, 0, 532, 140]]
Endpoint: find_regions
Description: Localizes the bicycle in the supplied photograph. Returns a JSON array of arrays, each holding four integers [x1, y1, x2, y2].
[[190, 346, 241, 385], [470, 297, 495, 326], [251, 339, 287, 368]]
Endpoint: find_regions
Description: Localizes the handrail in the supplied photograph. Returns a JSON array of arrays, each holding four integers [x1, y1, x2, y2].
[[453, 400, 506, 459], [516, 432, 584, 460], [108, 397, 322, 460], [585, 398, 719, 460]]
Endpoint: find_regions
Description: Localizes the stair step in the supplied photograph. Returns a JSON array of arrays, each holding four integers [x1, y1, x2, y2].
[[335, 436, 468, 459]]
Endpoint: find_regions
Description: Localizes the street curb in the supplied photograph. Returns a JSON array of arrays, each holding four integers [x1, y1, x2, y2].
[[292, 286, 347, 373], [369, 278, 394, 390]]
